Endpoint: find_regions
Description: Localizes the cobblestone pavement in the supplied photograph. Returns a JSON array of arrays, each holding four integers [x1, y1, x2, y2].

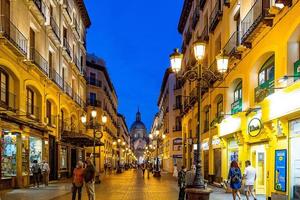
[[1, 169, 267, 200]]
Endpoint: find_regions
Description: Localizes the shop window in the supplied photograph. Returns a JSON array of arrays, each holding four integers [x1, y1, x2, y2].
[[1, 131, 17, 178], [26, 88, 34, 115], [60, 147, 67, 170], [29, 136, 42, 173], [0, 70, 8, 105], [22, 136, 29, 176], [232, 81, 243, 114]]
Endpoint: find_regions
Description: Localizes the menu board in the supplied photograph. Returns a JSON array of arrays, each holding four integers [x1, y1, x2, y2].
[[275, 149, 287, 192]]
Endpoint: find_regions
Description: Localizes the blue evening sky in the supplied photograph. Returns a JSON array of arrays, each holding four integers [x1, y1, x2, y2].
[[85, 0, 183, 131]]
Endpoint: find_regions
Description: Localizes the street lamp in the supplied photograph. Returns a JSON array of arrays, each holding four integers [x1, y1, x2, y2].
[[170, 39, 228, 198], [150, 130, 165, 177], [81, 110, 107, 183]]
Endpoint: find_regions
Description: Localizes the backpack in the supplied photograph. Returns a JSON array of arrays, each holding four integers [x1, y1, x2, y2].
[[231, 168, 241, 183]]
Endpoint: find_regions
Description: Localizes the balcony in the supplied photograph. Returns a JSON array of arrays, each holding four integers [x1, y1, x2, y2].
[[73, 55, 82, 72], [241, 0, 274, 48], [26, 101, 40, 121], [87, 99, 102, 107], [72, 18, 80, 38], [254, 79, 274, 103], [63, 38, 72, 59], [30, 48, 49, 77], [86, 77, 102, 87], [184, 29, 192, 46], [209, 0, 223, 32], [64, 82, 73, 98], [0, 91, 16, 112], [192, 7, 200, 30], [231, 98, 242, 114], [50, 69, 63, 89], [199, 0, 206, 10], [223, 31, 242, 59], [73, 93, 85, 108], [62, 0, 72, 23], [47, 16, 60, 45], [200, 24, 209, 42], [0, 16, 28, 57]]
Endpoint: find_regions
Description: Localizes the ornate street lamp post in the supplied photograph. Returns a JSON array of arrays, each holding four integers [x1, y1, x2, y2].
[[170, 40, 229, 199], [81, 109, 107, 184]]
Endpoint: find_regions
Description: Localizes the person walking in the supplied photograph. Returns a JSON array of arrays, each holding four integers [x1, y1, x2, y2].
[[173, 164, 178, 178], [31, 160, 41, 188], [42, 160, 50, 186], [244, 160, 257, 200], [228, 160, 242, 200], [84, 159, 96, 200], [72, 161, 84, 200], [185, 165, 196, 188], [178, 166, 186, 200], [141, 163, 146, 177]]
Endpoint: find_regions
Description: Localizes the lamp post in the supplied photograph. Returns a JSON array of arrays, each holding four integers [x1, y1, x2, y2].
[[149, 130, 165, 177], [81, 109, 107, 184], [170, 40, 229, 199]]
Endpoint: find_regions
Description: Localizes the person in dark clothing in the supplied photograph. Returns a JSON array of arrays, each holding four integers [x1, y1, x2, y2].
[[141, 164, 146, 177], [178, 166, 186, 200], [228, 160, 242, 200], [31, 160, 41, 188], [84, 159, 96, 200]]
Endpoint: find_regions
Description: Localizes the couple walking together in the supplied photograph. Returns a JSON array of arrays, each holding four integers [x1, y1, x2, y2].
[[72, 159, 96, 200]]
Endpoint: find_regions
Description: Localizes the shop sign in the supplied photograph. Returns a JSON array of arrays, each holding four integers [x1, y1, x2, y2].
[[294, 59, 300, 81], [173, 138, 182, 145], [212, 138, 221, 148], [274, 149, 287, 192], [202, 142, 209, 150], [219, 116, 241, 137], [248, 118, 262, 137]]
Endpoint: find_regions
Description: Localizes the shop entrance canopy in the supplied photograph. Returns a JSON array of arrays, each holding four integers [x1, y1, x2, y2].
[[61, 132, 104, 147]]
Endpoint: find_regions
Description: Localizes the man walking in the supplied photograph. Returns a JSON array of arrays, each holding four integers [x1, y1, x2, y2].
[[244, 160, 257, 200], [84, 159, 96, 200], [185, 165, 196, 188], [42, 160, 50, 186], [178, 166, 186, 200]]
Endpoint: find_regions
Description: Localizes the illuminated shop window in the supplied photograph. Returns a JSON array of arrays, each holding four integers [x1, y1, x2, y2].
[[1, 131, 17, 179], [29, 136, 42, 174]]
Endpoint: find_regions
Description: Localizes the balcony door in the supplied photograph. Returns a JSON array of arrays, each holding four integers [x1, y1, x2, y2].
[[1, 0, 10, 33], [46, 100, 51, 125], [0, 70, 8, 106]]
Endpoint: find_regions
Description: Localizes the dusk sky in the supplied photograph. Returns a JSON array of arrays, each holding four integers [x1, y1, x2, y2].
[[85, 0, 183, 131]]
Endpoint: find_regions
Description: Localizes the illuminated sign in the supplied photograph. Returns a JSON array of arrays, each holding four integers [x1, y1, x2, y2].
[[202, 141, 209, 150], [212, 138, 221, 147], [248, 118, 262, 137], [219, 116, 241, 137]]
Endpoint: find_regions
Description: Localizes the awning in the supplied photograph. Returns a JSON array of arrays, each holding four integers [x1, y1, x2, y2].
[[61, 132, 104, 147]]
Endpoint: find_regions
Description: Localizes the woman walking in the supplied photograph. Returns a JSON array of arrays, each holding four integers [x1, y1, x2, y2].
[[228, 160, 242, 200], [72, 161, 84, 200]]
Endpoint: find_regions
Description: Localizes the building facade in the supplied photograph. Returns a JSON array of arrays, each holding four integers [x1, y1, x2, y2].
[[178, 0, 300, 199], [0, 0, 90, 189], [157, 68, 183, 173], [117, 114, 130, 167], [85, 54, 118, 172]]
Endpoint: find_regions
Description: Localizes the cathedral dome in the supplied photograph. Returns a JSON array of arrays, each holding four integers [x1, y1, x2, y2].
[[130, 109, 147, 137], [130, 120, 146, 131]]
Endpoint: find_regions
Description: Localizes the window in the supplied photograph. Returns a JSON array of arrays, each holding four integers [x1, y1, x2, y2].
[[46, 100, 51, 125], [175, 95, 181, 108], [0, 70, 8, 104], [89, 92, 96, 105], [27, 88, 34, 115], [90, 72, 96, 85], [234, 81, 242, 102], [216, 98, 223, 117], [258, 55, 275, 86]]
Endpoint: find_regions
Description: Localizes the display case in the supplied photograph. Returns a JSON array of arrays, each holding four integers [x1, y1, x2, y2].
[[1, 131, 17, 179]]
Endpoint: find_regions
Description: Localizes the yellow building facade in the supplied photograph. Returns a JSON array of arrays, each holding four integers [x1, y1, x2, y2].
[[0, 0, 89, 189], [178, 0, 300, 199]]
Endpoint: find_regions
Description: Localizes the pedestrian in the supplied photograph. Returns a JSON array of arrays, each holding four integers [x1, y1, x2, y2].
[[178, 166, 186, 200], [42, 160, 50, 186], [228, 160, 242, 200], [84, 159, 96, 200], [185, 165, 196, 188], [173, 164, 178, 178], [31, 160, 41, 188], [244, 160, 257, 200], [72, 161, 84, 200], [141, 163, 146, 177]]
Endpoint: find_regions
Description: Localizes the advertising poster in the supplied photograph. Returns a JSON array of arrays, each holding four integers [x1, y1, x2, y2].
[[275, 149, 287, 192]]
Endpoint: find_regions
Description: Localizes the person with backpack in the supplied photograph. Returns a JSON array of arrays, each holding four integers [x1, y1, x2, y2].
[[84, 159, 96, 200], [228, 160, 242, 200], [177, 166, 186, 200], [31, 160, 41, 188], [72, 161, 84, 200]]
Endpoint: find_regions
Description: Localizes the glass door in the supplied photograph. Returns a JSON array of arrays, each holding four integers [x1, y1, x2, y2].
[[251, 145, 266, 195]]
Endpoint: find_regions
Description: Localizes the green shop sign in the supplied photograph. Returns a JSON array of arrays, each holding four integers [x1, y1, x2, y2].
[[231, 99, 242, 114], [294, 60, 300, 81]]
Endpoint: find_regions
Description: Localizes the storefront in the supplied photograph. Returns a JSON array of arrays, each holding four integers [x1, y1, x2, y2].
[[202, 140, 209, 181], [212, 137, 222, 183]]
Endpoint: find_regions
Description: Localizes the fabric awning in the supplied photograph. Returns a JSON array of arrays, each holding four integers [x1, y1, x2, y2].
[[61, 132, 104, 147]]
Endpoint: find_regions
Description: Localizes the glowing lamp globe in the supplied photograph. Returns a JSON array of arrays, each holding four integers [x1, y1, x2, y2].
[[169, 48, 183, 73], [193, 40, 206, 61]]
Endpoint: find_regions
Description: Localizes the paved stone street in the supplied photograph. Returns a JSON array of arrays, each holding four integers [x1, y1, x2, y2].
[[0, 169, 267, 200]]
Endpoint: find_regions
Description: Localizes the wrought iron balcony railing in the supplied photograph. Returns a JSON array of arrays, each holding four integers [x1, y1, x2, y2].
[[209, 0, 223, 32], [63, 37, 71, 57], [30, 48, 49, 76], [51, 69, 63, 89], [64, 82, 73, 98], [87, 99, 102, 107], [223, 31, 242, 59], [34, 0, 47, 20], [200, 24, 209, 41], [86, 77, 102, 87], [0, 16, 28, 56], [50, 16, 60, 41]]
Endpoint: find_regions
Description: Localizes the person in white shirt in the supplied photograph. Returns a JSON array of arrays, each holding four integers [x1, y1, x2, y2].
[[243, 160, 257, 200], [42, 160, 50, 186]]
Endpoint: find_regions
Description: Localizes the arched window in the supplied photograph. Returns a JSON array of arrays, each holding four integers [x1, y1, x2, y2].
[[26, 88, 34, 115], [0, 69, 8, 105], [232, 81, 242, 114], [216, 95, 223, 118], [258, 55, 275, 86]]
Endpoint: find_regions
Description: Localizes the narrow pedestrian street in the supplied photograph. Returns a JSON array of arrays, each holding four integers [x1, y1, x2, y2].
[[1, 169, 266, 200]]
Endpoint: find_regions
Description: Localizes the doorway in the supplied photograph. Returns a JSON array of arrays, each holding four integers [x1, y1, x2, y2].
[[251, 144, 266, 195], [49, 135, 57, 180], [71, 148, 77, 175]]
